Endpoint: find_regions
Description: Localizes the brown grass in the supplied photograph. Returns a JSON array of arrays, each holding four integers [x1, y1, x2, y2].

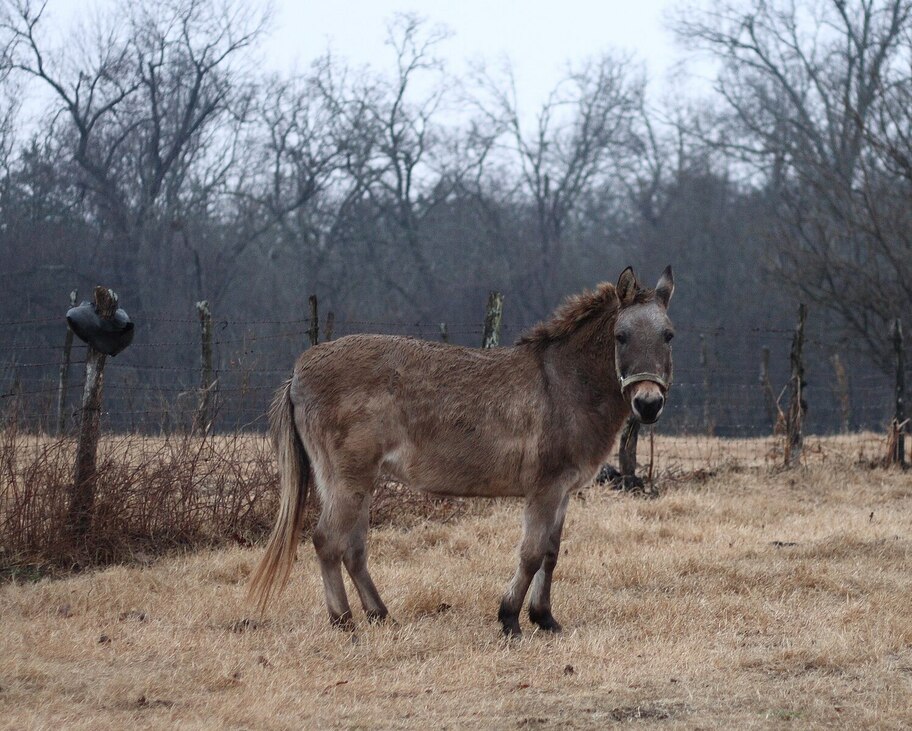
[[2, 435, 912, 729]]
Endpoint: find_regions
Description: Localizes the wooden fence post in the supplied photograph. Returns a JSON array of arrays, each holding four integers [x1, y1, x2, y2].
[[481, 291, 503, 348], [67, 286, 118, 539], [439, 322, 449, 343], [785, 303, 807, 468], [194, 300, 215, 432], [56, 288, 77, 434], [831, 353, 850, 434], [308, 295, 319, 347], [889, 318, 906, 467]]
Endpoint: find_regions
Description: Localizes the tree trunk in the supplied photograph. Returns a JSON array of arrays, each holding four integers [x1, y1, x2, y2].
[[482, 291, 504, 348]]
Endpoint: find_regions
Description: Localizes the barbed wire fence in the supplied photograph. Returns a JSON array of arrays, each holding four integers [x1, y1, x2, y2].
[[0, 291, 907, 476]]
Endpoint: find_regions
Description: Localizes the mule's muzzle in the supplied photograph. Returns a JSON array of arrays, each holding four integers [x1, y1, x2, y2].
[[632, 392, 665, 424]]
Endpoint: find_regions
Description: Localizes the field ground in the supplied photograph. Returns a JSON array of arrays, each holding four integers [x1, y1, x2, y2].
[[2, 435, 912, 729]]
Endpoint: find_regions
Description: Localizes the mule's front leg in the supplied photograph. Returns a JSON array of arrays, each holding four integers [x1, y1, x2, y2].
[[499, 492, 564, 637], [528, 491, 570, 632]]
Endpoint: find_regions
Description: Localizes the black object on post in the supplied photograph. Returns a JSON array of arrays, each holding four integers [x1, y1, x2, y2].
[[66, 300, 134, 356]]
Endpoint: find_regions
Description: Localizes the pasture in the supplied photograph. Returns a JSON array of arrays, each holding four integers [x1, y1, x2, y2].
[[2, 434, 912, 729]]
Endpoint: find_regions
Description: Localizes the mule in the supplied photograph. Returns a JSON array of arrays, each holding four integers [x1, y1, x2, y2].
[[248, 266, 675, 636]]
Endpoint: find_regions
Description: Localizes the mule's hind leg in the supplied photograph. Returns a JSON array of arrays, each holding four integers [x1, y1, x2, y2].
[[313, 489, 365, 630], [498, 491, 566, 637], [527, 491, 571, 632], [342, 494, 389, 623]]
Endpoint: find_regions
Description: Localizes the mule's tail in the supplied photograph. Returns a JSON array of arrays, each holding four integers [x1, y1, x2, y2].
[[247, 377, 310, 614]]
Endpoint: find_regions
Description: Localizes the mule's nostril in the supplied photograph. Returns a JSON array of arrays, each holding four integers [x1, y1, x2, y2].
[[633, 395, 664, 422]]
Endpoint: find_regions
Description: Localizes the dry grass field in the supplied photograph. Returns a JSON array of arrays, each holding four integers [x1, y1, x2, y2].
[[2, 434, 912, 729]]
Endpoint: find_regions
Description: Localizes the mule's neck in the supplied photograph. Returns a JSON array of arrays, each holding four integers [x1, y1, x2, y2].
[[534, 319, 630, 425]]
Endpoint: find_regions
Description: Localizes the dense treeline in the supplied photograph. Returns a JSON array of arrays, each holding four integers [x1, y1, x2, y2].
[[1, 0, 909, 433]]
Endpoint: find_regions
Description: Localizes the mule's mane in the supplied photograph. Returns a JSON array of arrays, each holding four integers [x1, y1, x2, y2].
[[517, 283, 655, 348]]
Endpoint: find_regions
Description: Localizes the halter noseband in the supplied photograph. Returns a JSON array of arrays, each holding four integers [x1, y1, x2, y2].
[[616, 361, 670, 393]]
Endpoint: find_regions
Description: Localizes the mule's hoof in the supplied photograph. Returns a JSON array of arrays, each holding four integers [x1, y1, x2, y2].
[[366, 608, 391, 624], [529, 607, 563, 633], [329, 612, 355, 632], [501, 622, 522, 638], [498, 601, 522, 638]]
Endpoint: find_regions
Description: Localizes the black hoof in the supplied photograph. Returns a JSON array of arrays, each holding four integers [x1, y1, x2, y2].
[[529, 606, 563, 633], [501, 621, 522, 638], [498, 600, 522, 637], [329, 611, 355, 632], [366, 608, 391, 624]]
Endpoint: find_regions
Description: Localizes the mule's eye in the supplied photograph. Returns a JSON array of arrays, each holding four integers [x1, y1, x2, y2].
[[615, 332, 628, 345], [664, 330, 675, 343]]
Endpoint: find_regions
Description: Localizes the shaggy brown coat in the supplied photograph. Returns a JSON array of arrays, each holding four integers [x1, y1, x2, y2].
[[249, 266, 675, 636]]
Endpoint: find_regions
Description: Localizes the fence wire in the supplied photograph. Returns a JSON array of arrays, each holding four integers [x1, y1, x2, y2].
[[0, 308, 904, 473]]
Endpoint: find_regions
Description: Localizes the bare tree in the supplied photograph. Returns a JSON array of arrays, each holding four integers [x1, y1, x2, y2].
[[676, 0, 910, 181], [322, 14, 496, 318], [348, 15, 441, 315], [476, 53, 644, 316], [0, 20, 16, 178], [204, 63, 359, 305], [2, 0, 267, 305], [0, 81, 17, 180], [675, 0, 912, 366]]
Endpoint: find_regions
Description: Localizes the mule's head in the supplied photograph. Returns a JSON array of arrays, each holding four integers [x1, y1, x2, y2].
[[613, 266, 675, 424]]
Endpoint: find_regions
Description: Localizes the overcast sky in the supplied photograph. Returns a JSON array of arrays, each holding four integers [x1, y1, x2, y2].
[[269, 0, 686, 103], [42, 0, 697, 112]]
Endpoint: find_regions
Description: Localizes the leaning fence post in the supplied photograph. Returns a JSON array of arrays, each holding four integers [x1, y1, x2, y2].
[[785, 303, 807, 468], [308, 295, 319, 347], [67, 286, 117, 539], [56, 288, 78, 434], [481, 291, 504, 348], [889, 318, 906, 467], [194, 300, 215, 432]]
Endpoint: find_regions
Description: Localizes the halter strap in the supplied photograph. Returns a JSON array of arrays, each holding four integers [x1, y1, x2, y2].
[[616, 358, 670, 392], [619, 372, 669, 391]]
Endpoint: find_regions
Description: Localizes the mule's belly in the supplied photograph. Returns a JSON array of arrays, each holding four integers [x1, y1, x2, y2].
[[416, 473, 529, 498], [383, 435, 533, 498]]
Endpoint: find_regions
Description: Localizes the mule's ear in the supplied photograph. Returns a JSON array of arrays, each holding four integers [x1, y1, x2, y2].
[[655, 265, 674, 308], [617, 267, 638, 305]]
